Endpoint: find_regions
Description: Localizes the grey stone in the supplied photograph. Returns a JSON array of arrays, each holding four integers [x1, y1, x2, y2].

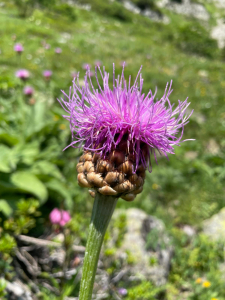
[[123, 1, 141, 14], [182, 225, 196, 237], [107, 208, 173, 286], [203, 207, 225, 241], [6, 280, 33, 300], [211, 19, 225, 49], [158, 0, 209, 21]]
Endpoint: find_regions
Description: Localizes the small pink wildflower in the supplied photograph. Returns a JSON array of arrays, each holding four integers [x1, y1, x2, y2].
[[118, 288, 127, 296], [49, 208, 71, 226], [45, 44, 51, 50], [59, 211, 71, 226], [23, 86, 34, 96], [49, 208, 62, 224], [55, 47, 62, 54], [15, 69, 30, 80], [14, 43, 24, 53], [43, 70, 52, 80]]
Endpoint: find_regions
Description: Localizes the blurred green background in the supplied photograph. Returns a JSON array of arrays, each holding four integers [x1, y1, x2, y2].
[[0, 0, 225, 299]]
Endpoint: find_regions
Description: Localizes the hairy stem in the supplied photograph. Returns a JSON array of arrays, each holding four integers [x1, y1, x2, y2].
[[78, 193, 118, 300]]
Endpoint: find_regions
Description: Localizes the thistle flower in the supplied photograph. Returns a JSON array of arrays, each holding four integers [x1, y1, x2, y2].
[[23, 86, 34, 96], [71, 71, 78, 78], [14, 43, 24, 54], [95, 60, 102, 67], [15, 69, 30, 80], [59, 64, 193, 202], [55, 47, 62, 54], [82, 63, 91, 70], [43, 70, 52, 80], [49, 208, 71, 226]]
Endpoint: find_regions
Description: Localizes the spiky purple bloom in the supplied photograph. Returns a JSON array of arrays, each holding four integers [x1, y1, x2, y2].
[[15, 69, 30, 80], [23, 86, 34, 96], [14, 43, 24, 53], [59, 65, 193, 171], [43, 70, 52, 79], [55, 47, 62, 54]]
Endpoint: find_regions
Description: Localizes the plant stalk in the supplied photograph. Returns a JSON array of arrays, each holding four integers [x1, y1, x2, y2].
[[78, 193, 118, 300]]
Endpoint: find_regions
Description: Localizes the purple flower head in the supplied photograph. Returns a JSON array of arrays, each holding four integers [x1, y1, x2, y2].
[[43, 70, 52, 79], [71, 71, 78, 78], [49, 208, 71, 226], [55, 47, 62, 54], [44, 43, 51, 50], [82, 63, 91, 71], [23, 86, 34, 96], [95, 60, 102, 67], [14, 43, 24, 53], [120, 61, 127, 67], [15, 69, 30, 80], [118, 288, 127, 296], [59, 64, 193, 172]]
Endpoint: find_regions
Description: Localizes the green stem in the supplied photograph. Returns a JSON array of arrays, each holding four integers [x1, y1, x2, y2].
[[79, 193, 118, 300]]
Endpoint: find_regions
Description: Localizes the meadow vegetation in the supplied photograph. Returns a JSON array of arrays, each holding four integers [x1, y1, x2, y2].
[[0, 0, 225, 299]]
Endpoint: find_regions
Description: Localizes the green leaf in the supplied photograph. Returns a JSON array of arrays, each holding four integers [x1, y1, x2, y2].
[[0, 145, 18, 173], [10, 171, 48, 204], [46, 179, 72, 209], [0, 199, 13, 217], [31, 160, 63, 180], [19, 142, 40, 165], [0, 132, 19, 146]]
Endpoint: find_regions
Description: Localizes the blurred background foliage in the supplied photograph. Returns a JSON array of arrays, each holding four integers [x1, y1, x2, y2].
[[0, 0, 225, 299]]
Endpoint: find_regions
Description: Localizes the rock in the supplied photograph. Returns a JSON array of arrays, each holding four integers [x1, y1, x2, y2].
[[123, 1, 141, 14], [6, 280, 33, 300], [107, 208, 173, 286], [203, 208, 225, 241], [206, 138, 220, 155], [203, 207, 225, 241], [184, 151, 198, 160], [49, 247, 65, 267], [142, 9, 170, 24], [158, 0, 209, 21], [122, 0, 170, 24], [211, 19, 225, 49], [211, 0, 225, 9], [93, 269, 110, 299], [182, 225, 196, 237]]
